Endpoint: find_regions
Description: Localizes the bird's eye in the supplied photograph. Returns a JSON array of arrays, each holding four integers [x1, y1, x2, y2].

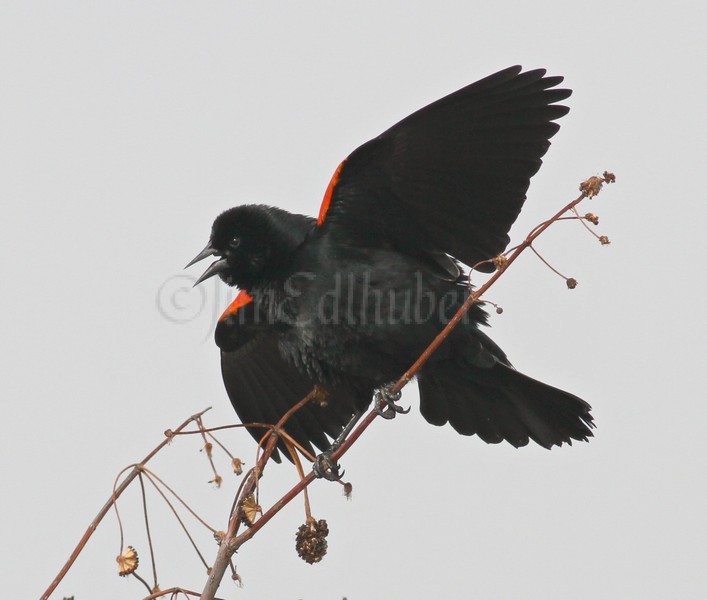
[[229, 237, 241, 249]]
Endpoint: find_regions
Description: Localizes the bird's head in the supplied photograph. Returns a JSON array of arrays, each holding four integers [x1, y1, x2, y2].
[[186, 204, 314, 289]]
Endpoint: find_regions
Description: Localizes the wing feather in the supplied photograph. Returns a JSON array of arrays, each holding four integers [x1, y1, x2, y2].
[[216, 298, 359, 463], [317, 66, 571, 271]]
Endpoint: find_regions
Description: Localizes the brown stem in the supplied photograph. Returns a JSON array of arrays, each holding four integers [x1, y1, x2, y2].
[[140, 469, 212, 571], [131, 569, 153, 594], [142, 587, 224, 600], [196, 417, 221, 485], [528, 244, 572, 281], [390, 192, 587, 390], [205, 430, 235, 461], [284, 438, 312, 521], [40, 407, 212, 600], [200, 392, 316, 599], [571, 205, 603, 240], [138, 472, 159, 590], [175, 423, 269, 435], [140, 467, 218, 533]]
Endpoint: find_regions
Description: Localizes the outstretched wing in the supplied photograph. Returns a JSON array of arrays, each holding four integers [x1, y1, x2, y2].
[[215, 292, 359, 462], [316, 66, 571, 271]]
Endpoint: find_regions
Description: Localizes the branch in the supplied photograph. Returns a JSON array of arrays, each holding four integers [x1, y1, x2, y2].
[[40, 407, 213, 600], [201, 392, 317, 598], [198, 172, 615, 598], [43, 173, 614, 599]]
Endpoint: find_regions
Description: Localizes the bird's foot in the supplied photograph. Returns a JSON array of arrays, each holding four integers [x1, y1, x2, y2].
[[374, 384, 409, 420], [312, 451, 344, 481]]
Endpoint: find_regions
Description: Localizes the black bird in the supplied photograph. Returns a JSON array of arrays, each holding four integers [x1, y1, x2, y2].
[[187, 66, 594, 466]]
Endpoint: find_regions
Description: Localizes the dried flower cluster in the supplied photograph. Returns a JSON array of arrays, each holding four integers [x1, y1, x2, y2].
[[492, 254, 509, 271], [240, 494, 261, 527], [580, 171, 615, 198], [296, 518, 329, 564], [116, 546, 139, 577]]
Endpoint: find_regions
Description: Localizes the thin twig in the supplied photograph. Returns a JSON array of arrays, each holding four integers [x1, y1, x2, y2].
[[196, 416, 221, 485], [528, 244, 572, 281], [138, 472, 159, 590], [205, 430, 235, 461], [175, 423, 258, 435], [284, 438, 312, 521], [140, 470, 212, 571], [131, 569, 153, 594], [571, 205, 603, 240], [142, 587, 224, 600], [201, 392, 317, 599], [40, 407, 212, 600], [141, 467, 218, 533]]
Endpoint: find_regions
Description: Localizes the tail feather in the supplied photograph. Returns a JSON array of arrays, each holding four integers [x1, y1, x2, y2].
[[417, 374, 450, 427], [418, 362, 594, 449]]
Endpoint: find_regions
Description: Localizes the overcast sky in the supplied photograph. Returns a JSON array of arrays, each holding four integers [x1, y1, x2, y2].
[[3, 2, 706, 599]]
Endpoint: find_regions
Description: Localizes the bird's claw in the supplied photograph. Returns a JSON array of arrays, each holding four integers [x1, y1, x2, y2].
[[313, 452, 344, 481], [374, 385, 409, 420]]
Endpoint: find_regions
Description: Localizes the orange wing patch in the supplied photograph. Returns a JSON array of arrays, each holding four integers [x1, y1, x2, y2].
[[219, 290, 254, 322], [317, 160, 346, 226]]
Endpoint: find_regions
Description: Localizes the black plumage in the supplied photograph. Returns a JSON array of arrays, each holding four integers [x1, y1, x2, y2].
[[188, 66, 594, 462]]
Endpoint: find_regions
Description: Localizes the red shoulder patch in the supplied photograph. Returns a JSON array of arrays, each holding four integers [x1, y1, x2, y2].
[[218, 290, 253, 322], [317, 160, 346, 226]]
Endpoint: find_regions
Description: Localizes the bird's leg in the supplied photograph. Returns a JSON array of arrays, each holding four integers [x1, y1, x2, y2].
[[312, 407, 366, 481], [312, 453, 342, 481], [313, 385, 409, 480], [374, 383, 409, 420]]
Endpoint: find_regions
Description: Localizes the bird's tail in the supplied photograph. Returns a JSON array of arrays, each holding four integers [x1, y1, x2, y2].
[[417, 360, 594, 449]]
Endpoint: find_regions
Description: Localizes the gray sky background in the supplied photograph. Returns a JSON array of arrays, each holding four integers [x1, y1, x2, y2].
[[3, 2, 706, 598]]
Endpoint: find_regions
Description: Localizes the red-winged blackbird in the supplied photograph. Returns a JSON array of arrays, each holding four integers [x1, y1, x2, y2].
[[187, 66, 594, 464]]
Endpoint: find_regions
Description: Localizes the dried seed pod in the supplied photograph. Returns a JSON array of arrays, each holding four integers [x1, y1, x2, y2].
[[580, 176, 604, 198], [342, 482, 353, 499], [117, 545, 139, 577], [492, 254, 509, 271], [566, 278, 578, 290], [240, 494, 261, 526], [296, 518, 329, 564], [232, 458, 244, 475], [599, 235, 611, 245], [584, 213, 599, 225]]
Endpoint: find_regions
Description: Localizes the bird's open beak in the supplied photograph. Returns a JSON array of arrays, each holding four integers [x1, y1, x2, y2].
[[185, 243, 229, 286], [193, 259, 229, 286], [185, 243, 218, 268]]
